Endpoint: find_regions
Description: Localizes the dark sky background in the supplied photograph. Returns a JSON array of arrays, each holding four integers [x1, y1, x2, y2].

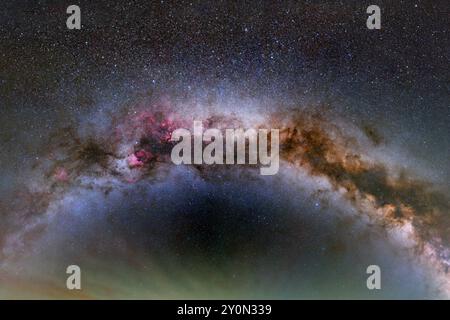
[[1, 0, 449, 177]]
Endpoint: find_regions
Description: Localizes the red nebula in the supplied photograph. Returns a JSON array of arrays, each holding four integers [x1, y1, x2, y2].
[[127, 149, 153, 168], [54, 167, 69, 182]]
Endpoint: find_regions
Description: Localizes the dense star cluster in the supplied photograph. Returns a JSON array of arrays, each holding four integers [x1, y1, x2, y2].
[[0, 1, 449, 298]]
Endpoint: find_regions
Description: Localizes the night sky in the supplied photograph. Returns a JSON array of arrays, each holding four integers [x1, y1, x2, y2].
[[0, 0, 449, 299]]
